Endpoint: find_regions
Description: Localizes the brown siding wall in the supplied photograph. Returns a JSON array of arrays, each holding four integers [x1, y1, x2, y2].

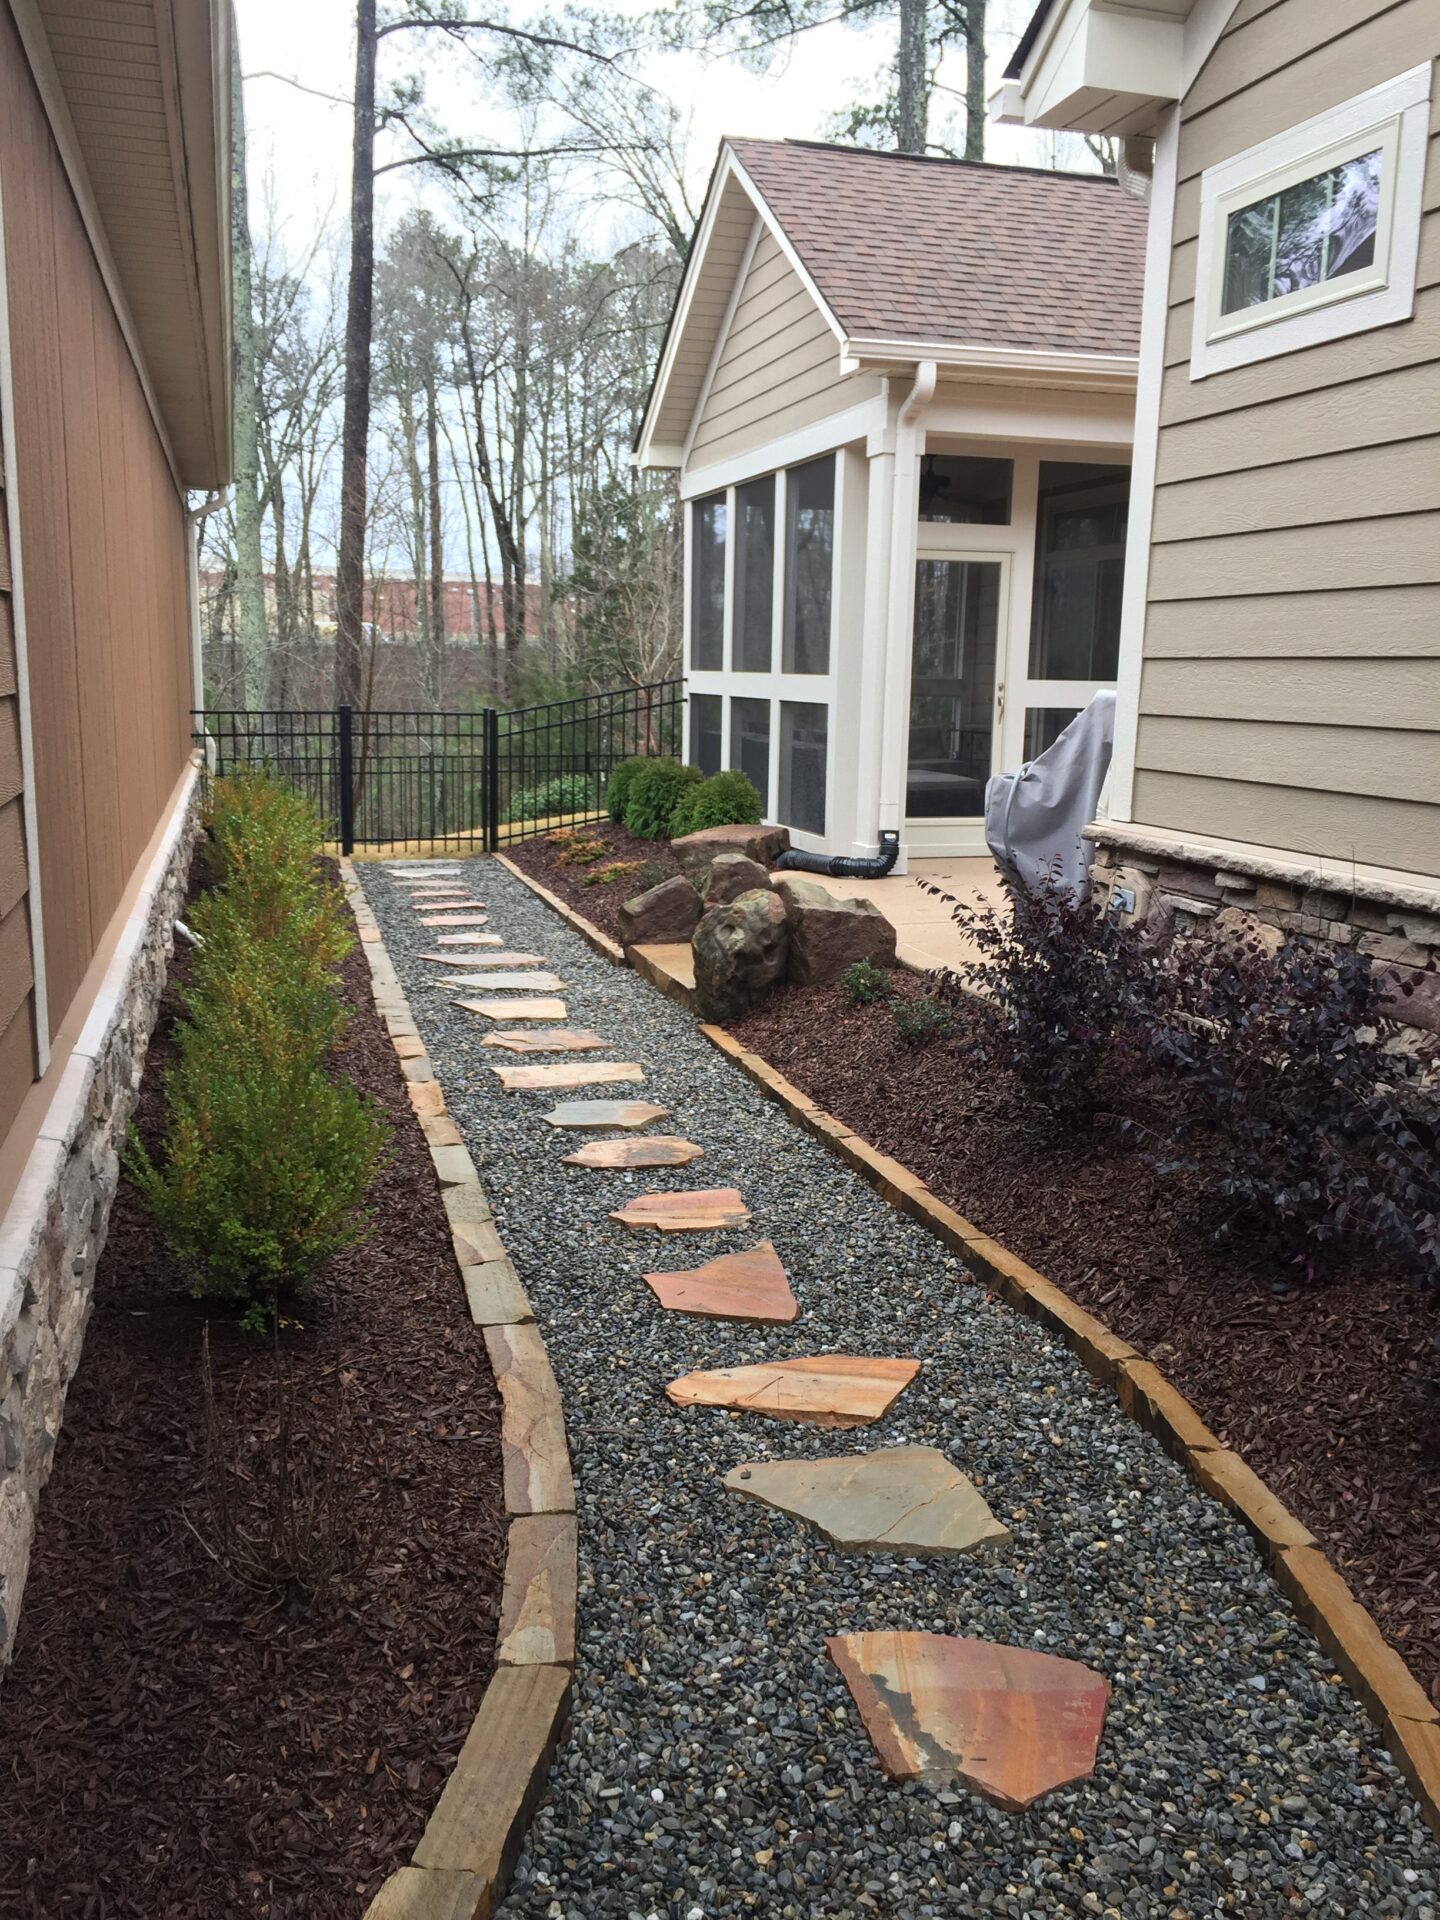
[[0, 381, 35, 1147], [1136, 1, 1440, 874], [0, 0, 192, 1084]]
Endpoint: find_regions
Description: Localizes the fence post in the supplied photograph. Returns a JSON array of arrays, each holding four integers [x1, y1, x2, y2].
[[484, 706, 500, 852], [337, 704, 355, 856]]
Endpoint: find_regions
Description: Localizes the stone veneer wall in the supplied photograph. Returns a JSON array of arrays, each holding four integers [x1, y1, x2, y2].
[[1089, 833, 1440, 1033], [0, 767, 201, 1666]]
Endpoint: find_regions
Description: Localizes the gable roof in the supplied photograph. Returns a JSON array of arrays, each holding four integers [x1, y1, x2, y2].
[[636, 137, 1146, 468]]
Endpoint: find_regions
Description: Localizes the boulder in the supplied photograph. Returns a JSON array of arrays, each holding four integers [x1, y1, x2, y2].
[[671, 823, 790, 881], [779, 876, 897, 987], [692, 889, 789, 1021], [617, 874, 702, 947], [705, 851, 773, 907]]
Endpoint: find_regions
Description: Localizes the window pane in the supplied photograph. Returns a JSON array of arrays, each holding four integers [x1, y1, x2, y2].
[[733, 475, 775, 671], [1222, 148, 1381, 315], [779, 702, 827, 836], [1023, 706, 1081, 762], [691, 493, 727, 670], [783, 456, 834, 674], [1029, 463, 1128, 682], [918, 454, 1012, 524], [730, 697, 770, 814], [690, 693, 722, 776]]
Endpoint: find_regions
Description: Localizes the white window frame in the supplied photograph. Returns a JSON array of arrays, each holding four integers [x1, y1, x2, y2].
[[1190, 62, 1432, 382]]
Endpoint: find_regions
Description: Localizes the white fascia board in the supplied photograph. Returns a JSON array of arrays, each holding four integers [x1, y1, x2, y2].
[[844, 337, 1139, 389]]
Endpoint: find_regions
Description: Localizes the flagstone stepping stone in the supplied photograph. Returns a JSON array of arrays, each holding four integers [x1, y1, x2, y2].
[[825, 1632, 1109, 1809], [666, 1355, 919, 1427], [434, 931, 502, 944], [562, 1136, 703, 1168], [483, 1029, 607, 1054], [644, 1240, 796, 1323], [458, 997, 568, 1021], [543, 1100, 670, 1130], [610, 1188, 751, 1233], [435, 972, 567, 992], [420, 946, 506, 964], [422, 950, 544, 969], [722, 1445, 1009, 1555], [386, 865, 462, 876], [418, 907, 489, 921], [493, 1061, 645, 1092]]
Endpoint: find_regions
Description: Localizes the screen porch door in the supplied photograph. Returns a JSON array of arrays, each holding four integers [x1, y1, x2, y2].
[[905, 550, 1009, 857]]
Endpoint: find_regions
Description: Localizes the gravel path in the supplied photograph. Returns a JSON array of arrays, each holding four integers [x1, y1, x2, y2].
[[359, 856, 1440, 1920]]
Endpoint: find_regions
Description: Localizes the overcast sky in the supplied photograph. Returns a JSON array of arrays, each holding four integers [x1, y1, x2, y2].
[[234, 0, 1082, 257]]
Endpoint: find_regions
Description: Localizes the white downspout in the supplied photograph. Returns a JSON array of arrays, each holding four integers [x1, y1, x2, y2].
[[185, 491, 226, 771], [875, 360, 935, 863]]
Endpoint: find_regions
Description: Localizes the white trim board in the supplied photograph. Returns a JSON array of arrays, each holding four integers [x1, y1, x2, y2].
[[0, 176, 50, 1073], [679, 393, 889, 499]]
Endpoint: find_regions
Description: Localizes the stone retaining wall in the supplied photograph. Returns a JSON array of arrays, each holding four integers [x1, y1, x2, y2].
[[0, 765, 201, 1668], [1089, 832, 1440, 1031]]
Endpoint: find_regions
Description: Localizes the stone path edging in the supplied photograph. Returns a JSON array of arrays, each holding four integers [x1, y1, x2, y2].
[[495, 848, 1440, 1841], [341, 861, 578, 1920]]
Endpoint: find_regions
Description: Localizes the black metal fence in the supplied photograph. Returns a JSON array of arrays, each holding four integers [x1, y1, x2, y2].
[[195, 679, 683, 854]]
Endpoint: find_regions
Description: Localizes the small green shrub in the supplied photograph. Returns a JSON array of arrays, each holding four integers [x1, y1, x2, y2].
[[605, 756, 654, 824], [670, 768, 763, 839], [623, 759, 703, 840], [893, 996, 953, 1048], [505, 772, 598, 824], [842, 958, 891, 1007]]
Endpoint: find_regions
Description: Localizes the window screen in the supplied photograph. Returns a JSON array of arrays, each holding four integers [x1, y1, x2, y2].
[[779, 702, 827, 837], [691, 493, 726, 670], [730, 697, 770, 815], [782, 456, 834, 674], [733, 475, 775, 672], [918, 454, 1012, 524], [1029, 464, 1128, 682], [690, 693, 722, 776]]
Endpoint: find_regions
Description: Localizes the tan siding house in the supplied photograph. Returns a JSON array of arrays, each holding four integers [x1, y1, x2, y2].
[[0, 0, 231, 1663], [999, 0, 1440, 1018]]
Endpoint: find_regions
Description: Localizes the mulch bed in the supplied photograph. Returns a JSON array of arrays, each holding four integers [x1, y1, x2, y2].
[[728, 972, 1440, 1708], [0, 857, 505, 1918], [505, 820, 680, 942]]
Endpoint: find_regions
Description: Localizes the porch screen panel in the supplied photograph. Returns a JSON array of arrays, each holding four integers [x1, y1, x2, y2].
[[731, 697, 771, 814], [734, 475, 775, 672], [783, 455, 834, 674], [690, 693, 722, 776], [779, 702, 827, 836], [1030, 464, 1128, 681], [691, 493, 727, 670]]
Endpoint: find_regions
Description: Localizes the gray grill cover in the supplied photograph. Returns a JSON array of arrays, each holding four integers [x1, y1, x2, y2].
[[983, 692, 1116, 898]]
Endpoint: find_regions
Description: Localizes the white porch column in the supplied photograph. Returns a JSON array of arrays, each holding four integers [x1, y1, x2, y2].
[[874, 362, 934, 867], [850, 423, 896, 855]]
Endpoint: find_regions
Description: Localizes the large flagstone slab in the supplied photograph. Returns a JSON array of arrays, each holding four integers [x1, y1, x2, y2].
[[483, 1029, 607, 1055], [610, 1188, 751, 1232], [458, 997, 568, 1021], [825, 1633, 1109, 1809], [493, 1061, 644, 1092], [644, 1240, 796, 1323], [385, 864, 463, 876], [437, 972, 567, 992], [420, 910, 491, 925], [666, 1355, 918, 1427], [722, 1445, 1008, 1555], [543, 1099, 669, 1130], [420, 946, 506, 964], [562, 1136, 703, 1168], [434, 931, 503, 944], [423, 951, 545, 969]]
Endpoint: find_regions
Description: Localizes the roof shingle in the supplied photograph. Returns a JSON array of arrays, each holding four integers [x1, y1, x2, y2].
[[725, 138, 1147, 358]]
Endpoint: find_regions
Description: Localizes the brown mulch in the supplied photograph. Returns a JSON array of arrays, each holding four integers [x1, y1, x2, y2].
[[505, 819, 681, 942], [728, 972, 1440, 1707], [0, 858, 505, 1918]]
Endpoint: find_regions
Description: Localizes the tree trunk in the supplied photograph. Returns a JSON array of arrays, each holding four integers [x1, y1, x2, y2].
[[426, 369, 445, 705], [335, 0, 376, 708], [229, 48, 267, 706], [964, 0, 986, 162], [896, 0, 928, 155]]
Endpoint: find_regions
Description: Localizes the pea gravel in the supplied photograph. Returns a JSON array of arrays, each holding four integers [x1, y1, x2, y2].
[[359, 857, 1440, 1920]]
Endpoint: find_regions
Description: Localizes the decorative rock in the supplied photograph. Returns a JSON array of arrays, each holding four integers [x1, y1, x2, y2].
[[617, 874, 703, 947], [671, 822, 791, 878], [666, 1355, 919, 1426], [778, 876, 897, 986], [408, 1080, 446, 1118], [704, 850, 773, 906], [437, 973, 567, 992], [543, 1099, 669, 1130], [421, 1112, 464, 1149], [691, 888, 789, 1021], [644, 1240, 797, 1322], [610, 1187, 751, 1232], [461, 1258, 533, 1326], [482, 1029, 607, 1054], [484, 1323, 575, 1514], [722, 1445, 1009, 1555], [458, 998, 567, 1021], [492, 1062, 644, 1092], [825, 1633, 1110, 1809], [453, 1217, 507, 1267], [561, 1136, 703, 1168]]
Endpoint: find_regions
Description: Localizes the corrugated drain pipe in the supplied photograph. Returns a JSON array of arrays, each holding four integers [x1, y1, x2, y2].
[[774, 828, 901, 880]]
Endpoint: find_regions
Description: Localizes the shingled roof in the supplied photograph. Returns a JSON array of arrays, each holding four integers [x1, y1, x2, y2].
[[726, 138, 1147, 358]]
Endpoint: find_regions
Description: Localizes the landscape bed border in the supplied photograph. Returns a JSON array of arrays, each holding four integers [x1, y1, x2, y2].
[[342, 860, 578, 1920], [493, 849, 1440, 1839]]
